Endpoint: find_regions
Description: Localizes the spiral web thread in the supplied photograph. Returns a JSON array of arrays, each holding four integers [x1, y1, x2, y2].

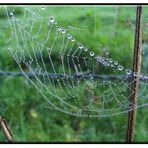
[[4, 6, 148, 118]]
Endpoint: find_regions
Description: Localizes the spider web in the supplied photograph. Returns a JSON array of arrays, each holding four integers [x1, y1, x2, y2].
[[4, 6, 148, 118]]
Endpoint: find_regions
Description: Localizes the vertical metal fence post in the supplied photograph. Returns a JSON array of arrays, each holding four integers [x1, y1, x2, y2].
[[126, 6, 142, 143]]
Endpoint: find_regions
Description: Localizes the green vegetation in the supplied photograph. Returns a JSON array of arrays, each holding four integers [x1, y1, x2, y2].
[[0, 5, 148, 142]]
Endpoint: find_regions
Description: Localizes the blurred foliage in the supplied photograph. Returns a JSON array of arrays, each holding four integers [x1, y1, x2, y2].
[[0, 5, 148, 143]]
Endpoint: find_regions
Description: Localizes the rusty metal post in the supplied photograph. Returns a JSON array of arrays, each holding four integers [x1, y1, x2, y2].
[[126, 6, 142, 143]]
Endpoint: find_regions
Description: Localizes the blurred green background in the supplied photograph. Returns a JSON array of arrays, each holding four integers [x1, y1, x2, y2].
[[0, 5, 148, 143]]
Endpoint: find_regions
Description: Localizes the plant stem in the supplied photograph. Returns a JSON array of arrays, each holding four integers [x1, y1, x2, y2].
[[0, 116, 13, 143], [126, 6, 142, 143]]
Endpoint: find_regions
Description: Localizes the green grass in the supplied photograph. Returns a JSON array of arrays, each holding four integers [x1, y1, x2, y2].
[[0, 5, 148, 143]]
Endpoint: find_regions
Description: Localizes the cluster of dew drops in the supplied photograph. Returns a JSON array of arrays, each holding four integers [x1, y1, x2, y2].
[[41, 6, 136, 77], [8, 6, 133, 76], [8, 6, 147, 79]]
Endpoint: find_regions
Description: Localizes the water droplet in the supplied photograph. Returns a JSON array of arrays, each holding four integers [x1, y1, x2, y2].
[[101, 57, 105, 62], [9, 12, 13, 16], [109, 58, 113, 63], [57, 27, 61, 31], [41, 6, 45, 10], [84, 47, 88, 51], [89, 51, 95, 57], [49, 16, 54, 23], [71, 37, 75, 42], [78, 43, 83, 49], [107, 63, 110, 67], [144, 74, 148, 79], [62, 29, 66, 34], [111, 64, 114, 67], [114, 61, 118, 65], [103, 48, 107, 51], [67, 34, 72, 39], [106, 52, 109, 55], [126, 69, 132, 75], [118, 65, 123, 71], [104, 61, 108, 66]]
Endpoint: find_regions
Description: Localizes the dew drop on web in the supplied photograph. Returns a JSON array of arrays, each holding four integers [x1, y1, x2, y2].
[[106, 52, 109, 55], [62, 29, 66, 34], [118, 65, 123, 71], [84, 47, 88, 51], [101, 57, 105, 62], [109, 58, 113, 63], [89, 51, 95, 57], [58, 27, 61, 31], [49, 16, 54, 23], [114, 61, 118, 65], [126, 69, 132, 75], [78, 43, 83, 49], [9, 12, 13, 16], [67, 34, 72, 39], [71, 37, 75, 42], [41, 6, 45, 10]]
